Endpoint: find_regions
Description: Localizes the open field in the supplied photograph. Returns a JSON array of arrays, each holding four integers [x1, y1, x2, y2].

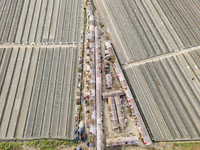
[[0, 46, 80, 140], [0, 0, 84, 43]]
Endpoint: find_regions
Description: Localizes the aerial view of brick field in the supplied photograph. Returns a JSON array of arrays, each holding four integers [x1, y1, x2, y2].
[[0, 0, 199, 150]]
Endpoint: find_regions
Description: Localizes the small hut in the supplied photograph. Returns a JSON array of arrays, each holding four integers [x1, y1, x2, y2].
[[105, 74, 112, 89], [102, 90, 124, 98], [86, 49, 90, 55], [86, 56, 89, 63], [114, 96, 126, 129], [86, 65, 90, 72], [108, 97, 119, 129]]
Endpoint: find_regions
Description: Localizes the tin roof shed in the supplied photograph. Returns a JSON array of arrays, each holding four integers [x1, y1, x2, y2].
[[105, 74, 112, 89]]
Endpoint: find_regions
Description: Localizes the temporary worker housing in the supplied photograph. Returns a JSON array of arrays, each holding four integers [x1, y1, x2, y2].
[[114, 96, 126, 129], [105, 74, 112, 89], [87, 5, 92, 18], [108, 97, 119, 129], [105, 42, 152, 145], [102, 90, 124, 98]]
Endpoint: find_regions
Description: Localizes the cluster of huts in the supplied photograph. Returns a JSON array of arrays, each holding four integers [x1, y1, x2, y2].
[[105, 42, 152, 145]]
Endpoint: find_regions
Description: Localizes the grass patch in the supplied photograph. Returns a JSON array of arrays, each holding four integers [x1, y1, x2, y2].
[[63, 140, 78, 147], [84, 8, 87, 31], [26, 140, 67, 150], [39, 140, 64, 149], [78, 105, 82, 113], [169, 142, 200, 150], [0, 142, 23, 150], [89, 134, 93, 143], [39, 140, 54, 149], [26, 140, 39, 148], [81, 81, 84, 86], [173, 143, 178, 147], [180, 142, 193, 148], [84, 19, 87, 29], [0, 139, 80, 150]]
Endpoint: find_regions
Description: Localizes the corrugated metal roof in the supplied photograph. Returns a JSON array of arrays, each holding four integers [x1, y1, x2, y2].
[[102, 90, 124, 98], [106, 74, 112, 88], [90, 15, 94, 21], [108, 97, 119, 129], [114, 96, 126, 129]]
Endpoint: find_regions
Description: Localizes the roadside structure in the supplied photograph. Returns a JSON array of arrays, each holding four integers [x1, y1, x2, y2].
[[114, 96, 126, 130], [105, 74, 112, 89], [108, 97, 119, 129], [102, 90, 124, 98], [87, 5, 92, 18], [95, 26, 103, 150]]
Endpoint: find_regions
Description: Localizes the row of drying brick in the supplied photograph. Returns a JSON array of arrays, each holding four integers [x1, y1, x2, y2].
[[0, 0, 84, 43], [0, 46, 79, 140], [124, 49, 200, 141]]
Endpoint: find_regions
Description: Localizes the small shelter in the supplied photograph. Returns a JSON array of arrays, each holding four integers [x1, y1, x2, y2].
[[86, 49, 90, 55], [108, 97, 119, 129], [85, 105, 90, 113], [86, 56, 89, 63], [105, 42, 115, 57], [89, 15, 94, 25], [87, 5, 92, 17], [104, 50, 109, 55], [86, 118, 90, 128], [114, 96, 126, 129], [86, 65, 90, 72], [89, 25, 95, 42], [102, 90, 124, 98], [105, 74, 112, 89]]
